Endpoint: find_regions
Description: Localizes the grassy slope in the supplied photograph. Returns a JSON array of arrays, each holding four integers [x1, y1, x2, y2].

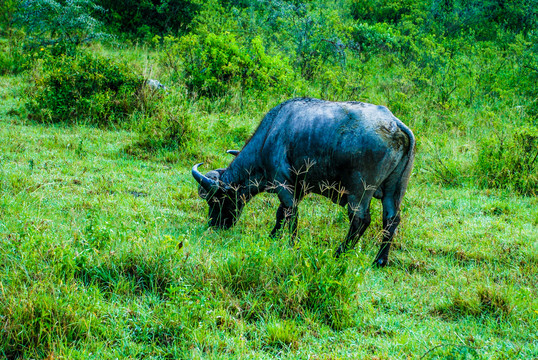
[[1, 60, 537, 359]]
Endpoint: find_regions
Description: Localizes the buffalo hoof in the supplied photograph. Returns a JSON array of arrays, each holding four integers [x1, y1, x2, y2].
[[373, 258, 388, 267], [334, 246, 347, 259]]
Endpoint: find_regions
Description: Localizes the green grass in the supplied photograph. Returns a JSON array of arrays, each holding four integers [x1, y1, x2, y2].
[[2, 0, 538, 356], [0, 25, 538, 359], [1, 52, 538, 358]]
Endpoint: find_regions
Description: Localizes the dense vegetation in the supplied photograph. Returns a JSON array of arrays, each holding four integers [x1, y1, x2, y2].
[[0, 0, 537, 358]]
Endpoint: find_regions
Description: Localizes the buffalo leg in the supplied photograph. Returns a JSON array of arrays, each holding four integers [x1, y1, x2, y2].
[[270, 204, 299, 242], [334, 193, 373, 258], [288, 206, 299, 243], [270, 203, 290, 236], [373, 195, 400, 267], [270, 189, 300, 245]]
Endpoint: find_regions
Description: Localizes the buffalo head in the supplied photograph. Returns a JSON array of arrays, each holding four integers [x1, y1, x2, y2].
[[191, 154, 245, 229]]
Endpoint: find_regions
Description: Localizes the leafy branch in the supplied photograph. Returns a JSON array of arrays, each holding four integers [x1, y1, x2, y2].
[[17, 0, 110, 51]]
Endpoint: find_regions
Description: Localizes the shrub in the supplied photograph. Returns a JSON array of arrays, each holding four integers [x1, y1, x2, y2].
[[262, 2, 354, 79], [120, 83, 199, 155], [316, 66, 363, 101], [476, 126, 538, 195], [25, 52, 144, 126], [352, 22, 399, 61], [511, 32, 538, 118], [161, 32, 293, 97], [427, 153, 468, 187]]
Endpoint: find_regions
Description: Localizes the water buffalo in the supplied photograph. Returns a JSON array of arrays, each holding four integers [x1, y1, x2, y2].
[[192, 98, 415, 266]]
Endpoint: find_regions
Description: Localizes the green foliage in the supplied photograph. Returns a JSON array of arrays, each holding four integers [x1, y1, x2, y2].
[[25, 52, 144, 125], [161, 32, 294, 97], [352, 22, 399, 60], [350, 0, 416, 24], [0, 0, 22, 35], [426, 0, 538, 39], [476, 127, 538, 195], [17, 0, 108, 54], [94, 0, 198, 38], [314, 65, 361, 101], [427, 153, 467, 187], [262, 1, 355, 78], [187, 0, 238, 37], [508, 32, 538, 117]]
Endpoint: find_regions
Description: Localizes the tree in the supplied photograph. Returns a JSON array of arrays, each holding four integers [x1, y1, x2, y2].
[[17, 0, 108, 52]]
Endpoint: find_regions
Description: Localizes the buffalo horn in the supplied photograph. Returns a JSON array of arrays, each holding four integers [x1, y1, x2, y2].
[[192, 163, 219, 192], [226, 150, 240, 156]]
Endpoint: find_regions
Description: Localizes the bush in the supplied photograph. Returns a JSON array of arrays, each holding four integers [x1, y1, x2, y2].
[[161, 32, 293, 97], [510, 32, 538, 117], [262, 2, 354, 79], [118, 84, 200, 156], [476, 127, 538, 195], [25, 52, 144, 126], [94, 0, 198, 37], [352, 22, 399, 60]]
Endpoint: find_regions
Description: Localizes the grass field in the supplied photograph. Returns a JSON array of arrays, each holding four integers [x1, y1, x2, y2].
[[1, 59, 537, 359]]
